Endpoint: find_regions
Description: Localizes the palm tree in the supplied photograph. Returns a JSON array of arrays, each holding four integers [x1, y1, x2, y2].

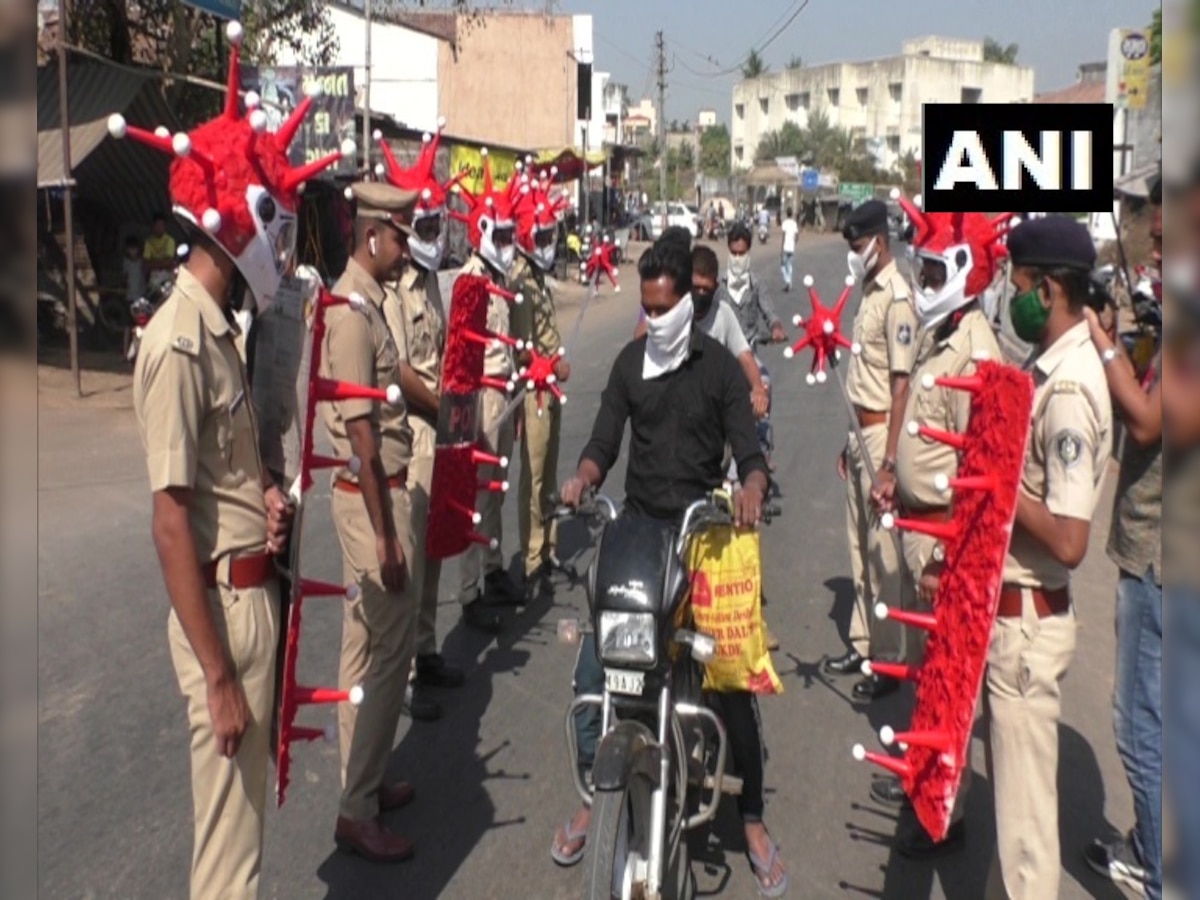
[[799, 108, 837, 168], [742, 48, 768, 80], [983, 37, 1019, 64], [786, 54, 803, 71]]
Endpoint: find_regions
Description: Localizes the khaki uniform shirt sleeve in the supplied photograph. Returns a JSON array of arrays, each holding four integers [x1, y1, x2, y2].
[[137, 338, 205, 491], [325, 309, 377, 421], [1040, 387, 1102, 521], [509, 266, 534, 347], [382, 289, 409, 364], [885, 295, 918, 376]]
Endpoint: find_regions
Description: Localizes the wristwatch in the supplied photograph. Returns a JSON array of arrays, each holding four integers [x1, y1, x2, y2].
[[1101, 346, 1119, 366], [881, 457, 897, 474]]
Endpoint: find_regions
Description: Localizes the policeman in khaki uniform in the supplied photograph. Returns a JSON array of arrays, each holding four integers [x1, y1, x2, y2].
[[510, 192, 571, 596], [986, 217, 1112, 900], [321, 181, 423, 863], [455, 225, 522, 630], [824, 200, 919, 702], [383, 220, 463, 723], [872, 210, 1005, 854]]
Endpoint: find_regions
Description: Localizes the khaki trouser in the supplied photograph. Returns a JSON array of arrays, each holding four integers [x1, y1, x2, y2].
[[519, 392, 561, 577], [407, 417, 444, 658], [168, 577, 278, 900], [332, 484, 417, 822], [845, 424, 901, 660], [459, 387, 515, 601], [900, 527, 971, 825], [984, 589, 1077, 900]]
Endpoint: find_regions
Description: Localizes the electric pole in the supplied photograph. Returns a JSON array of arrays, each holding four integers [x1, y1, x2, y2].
[[655, 30, 667, 229]]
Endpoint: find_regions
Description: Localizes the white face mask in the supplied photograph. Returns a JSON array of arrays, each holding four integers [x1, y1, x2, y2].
[[847, 237, 879, 282], [643, 293, 695, 380], [727, 252, 751, 281], [479, 218, 515, 276], [408, 234, 445, 273]]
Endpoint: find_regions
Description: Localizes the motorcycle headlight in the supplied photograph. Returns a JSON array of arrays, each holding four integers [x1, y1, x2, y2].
[[598, 611, 657, 667]]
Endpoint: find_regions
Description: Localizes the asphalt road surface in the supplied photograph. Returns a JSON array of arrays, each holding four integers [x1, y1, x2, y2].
[[38, 232, 1136, 900]]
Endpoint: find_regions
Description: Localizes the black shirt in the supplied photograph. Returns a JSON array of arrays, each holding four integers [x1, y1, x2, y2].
[[580, 331, 768, 520]]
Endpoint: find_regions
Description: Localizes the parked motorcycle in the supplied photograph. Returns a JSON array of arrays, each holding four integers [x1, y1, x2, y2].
[[126, 242, 189, 365], [558, 489, 778, 900], [757, 223, 769, 245]]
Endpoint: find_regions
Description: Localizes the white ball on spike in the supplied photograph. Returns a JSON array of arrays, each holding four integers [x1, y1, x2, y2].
[[345, 584, 361, 601], [514, 292, 525, 305], [822, 319, 835, 335], [340, 138, 358, 158], [914, 194, 923, 209], [244, 90, 261, 110], [481, 147, 490, 158], [437, 115, 447, 129], [889, 186, 901, 201], [816, 370, 827, 384], [249, 109, 268, 133], [488, 538, 500, 551], [385, 384, 402, 406], [500, 480, 510, 492], [348, 455, 362, 474], [783, 347, 795, 360], [880, 725, 897, 746], [805, 372, 816, 386], [201, 208, 222, 234], [471, 512, 483, 525], [803, 274, 815, 288], [107, 114, 128, 139], [851, 341, 862, 355], [880, 512, 896, 531], [154, 125, 170, 139], [844, 274, 856, 287], [792, 314, 803, 327], [559, 395, 568, 405], [373, 163, 385, 178], [172, 132, 192, 157], [861, 659, 874, 676], [874, 601, 891, 620], [343, 186, 354, 201], [349, 684, 365, 706], [225, 20, 244, 46], [921, 372, 936, 391], [372, 128, 383, 141], [935, 472, 951, 494], [906, 420, 920, 437], [852, 744, 867, 762], [305, 79, 324, 99], [499, 456, 510, 468]]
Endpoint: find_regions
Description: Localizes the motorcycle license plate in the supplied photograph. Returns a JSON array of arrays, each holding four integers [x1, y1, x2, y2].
[[604, 668, 645, 697]]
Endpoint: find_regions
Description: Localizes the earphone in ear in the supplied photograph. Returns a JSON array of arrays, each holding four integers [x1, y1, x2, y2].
[[369, 234, 378, 257]]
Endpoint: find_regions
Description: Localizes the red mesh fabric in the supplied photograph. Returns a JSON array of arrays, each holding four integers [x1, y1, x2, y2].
[[900, 361, 1034, 839], [442, 275, 491, 394], [426, 444, 480, 559]]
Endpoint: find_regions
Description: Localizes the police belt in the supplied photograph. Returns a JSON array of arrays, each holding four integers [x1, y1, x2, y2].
[[202, 552, 274, 590], [334, 470, 407, 494], [997, 585, 1070, 619], [853, 405, 888, 428]]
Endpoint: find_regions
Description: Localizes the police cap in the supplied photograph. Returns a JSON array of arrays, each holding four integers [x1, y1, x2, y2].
[[842, 199, 889, 242], [1006, 215, 1096, 272], [351, 181, 418, 235]]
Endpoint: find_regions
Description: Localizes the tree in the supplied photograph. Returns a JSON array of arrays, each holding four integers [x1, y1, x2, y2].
[[896, 148, 921, 195], [742, 48, 768, 79], [754, 120, 804, 163], [1150, 7, 1162, 65], [983, 36, 1019, 64], [699, 123, 731, 178], [798, 108, 837, 168], [786, 54, 803, 71]]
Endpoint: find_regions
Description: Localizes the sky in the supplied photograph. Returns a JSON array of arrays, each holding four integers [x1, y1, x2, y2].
[[554, 0, 1161, 125]]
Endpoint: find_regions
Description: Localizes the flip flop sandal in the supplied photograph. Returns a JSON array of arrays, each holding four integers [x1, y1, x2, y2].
[[550, 817, 588, 867], [748, 837, 789, 898]]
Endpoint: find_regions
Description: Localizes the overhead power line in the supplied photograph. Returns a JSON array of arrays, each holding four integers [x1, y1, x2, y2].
[[676, 0, 811, 79]]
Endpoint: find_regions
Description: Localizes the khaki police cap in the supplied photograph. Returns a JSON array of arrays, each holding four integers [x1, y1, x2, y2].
[[351, 181, 419, 235]]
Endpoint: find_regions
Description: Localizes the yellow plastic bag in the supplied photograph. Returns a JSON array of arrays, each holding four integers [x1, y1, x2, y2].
[[686, 525, 783, 695]]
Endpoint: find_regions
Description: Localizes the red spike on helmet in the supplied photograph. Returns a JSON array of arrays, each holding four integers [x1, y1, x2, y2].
[[379, 117, 451, 217], [453, 149, 523, 251], [514, 168, 570, 254], [901, 192, 1013, 301], [105, 20, 351, 310]]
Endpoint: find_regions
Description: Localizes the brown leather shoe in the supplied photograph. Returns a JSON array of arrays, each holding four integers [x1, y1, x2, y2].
[[379, 781, 415, 813], [334, 816, 415, 863]]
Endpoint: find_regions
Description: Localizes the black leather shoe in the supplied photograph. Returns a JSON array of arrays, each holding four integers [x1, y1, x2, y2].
[[463, 598, 503, 634], [823, 649, 865, 676], [870, 776, 909, 808], [415, 654, 465, 689], [853, 674, 900, 701], [406, 688, 442, 722], [483, 570, 524, 607], [896, 819, 965, 859]]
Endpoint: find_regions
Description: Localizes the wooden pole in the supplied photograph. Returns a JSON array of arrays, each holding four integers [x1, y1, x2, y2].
[[57, 0, 80, 396]]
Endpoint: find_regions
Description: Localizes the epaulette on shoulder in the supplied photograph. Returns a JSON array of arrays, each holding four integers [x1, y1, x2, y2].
[[168, 295, 201, 357], [1052, 379, 1080, 395]]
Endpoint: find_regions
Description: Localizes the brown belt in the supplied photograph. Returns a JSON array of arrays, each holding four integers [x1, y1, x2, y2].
[[997, 585, 1070, 619], [335, 471, 407, 494], [901, 505, 952, 524], [855, 406, 888, 428], [202, 552, 274, 590]]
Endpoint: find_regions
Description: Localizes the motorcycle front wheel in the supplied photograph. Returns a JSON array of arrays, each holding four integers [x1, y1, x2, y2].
[[580, 773, 651, 900]]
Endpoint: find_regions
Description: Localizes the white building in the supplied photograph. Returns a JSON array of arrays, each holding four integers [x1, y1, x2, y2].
[[275, 1, 445, 132], [730, 36, 1035, 172]]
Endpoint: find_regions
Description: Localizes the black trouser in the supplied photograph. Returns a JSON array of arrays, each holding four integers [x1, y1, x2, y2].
[[705, 690, 767, 823]]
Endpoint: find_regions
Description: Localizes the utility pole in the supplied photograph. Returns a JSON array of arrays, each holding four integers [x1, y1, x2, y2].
[[655, 30, 667, 230], [363, 0, 372, 177], [57, 0, 80, 396]]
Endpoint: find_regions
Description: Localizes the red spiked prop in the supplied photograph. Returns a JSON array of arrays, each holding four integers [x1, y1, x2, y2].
[[783, 274, 857, 385], [584, 238, 621, 293], [426, 274, 521, 559], [850, 361, 1034, 841]]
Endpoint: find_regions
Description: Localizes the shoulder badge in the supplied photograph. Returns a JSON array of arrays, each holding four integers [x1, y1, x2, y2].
[[169, 297, 201, 357], [1055, 429, 1085, 468], [897, 322, 913, 346], [1052, 380, 1081, 395]]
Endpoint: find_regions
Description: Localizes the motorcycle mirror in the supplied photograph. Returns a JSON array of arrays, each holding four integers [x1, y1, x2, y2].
[[675, 629, 716, 664]]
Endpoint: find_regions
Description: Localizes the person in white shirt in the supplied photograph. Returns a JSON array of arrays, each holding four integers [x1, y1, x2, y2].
[[780, 208, 799, 292]]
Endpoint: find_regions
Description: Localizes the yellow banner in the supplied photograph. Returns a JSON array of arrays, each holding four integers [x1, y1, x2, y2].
[[1117, 29, 1151, 110], [450, 145, 519, 195]]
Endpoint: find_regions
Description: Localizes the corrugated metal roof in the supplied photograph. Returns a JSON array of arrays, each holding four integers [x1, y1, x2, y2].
[[38, 59, 179, 226]]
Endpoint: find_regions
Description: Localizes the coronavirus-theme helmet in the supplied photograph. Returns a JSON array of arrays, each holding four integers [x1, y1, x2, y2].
[[377, 118, 458, 272], [514, 165, 571, 272], [452, 149, 524, 275]]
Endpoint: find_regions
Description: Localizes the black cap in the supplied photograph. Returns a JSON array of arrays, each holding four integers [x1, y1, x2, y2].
[[842, 200, 889, 241], [1006, 215, 1096, 272]]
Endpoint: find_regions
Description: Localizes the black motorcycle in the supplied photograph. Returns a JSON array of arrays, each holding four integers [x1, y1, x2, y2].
[[558, 490, 778, 900], [125, 242, 189, 365]]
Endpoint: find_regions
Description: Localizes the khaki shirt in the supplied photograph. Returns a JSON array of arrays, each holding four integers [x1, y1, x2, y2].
[[897, 308, 1001, 510], [384, 265, 446, 396], [132, 268, 267, 562], [458, 253, 514, 379], [509, 254, 563, 356], [846, 258, 919, 411], [1003, 320, 1113, 589], [321, 257, 413, 483]]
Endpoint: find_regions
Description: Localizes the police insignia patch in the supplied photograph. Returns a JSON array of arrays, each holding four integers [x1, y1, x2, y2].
[[1055, 429, 1084, 468], [898, 323, 913, 345]]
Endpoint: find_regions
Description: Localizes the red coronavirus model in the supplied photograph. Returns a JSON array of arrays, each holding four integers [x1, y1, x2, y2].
[[584, 234, 621, 293], [783, 273, 859, 385]]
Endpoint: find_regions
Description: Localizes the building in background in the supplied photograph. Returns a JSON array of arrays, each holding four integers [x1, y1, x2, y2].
[[624, 97, 658, 146], [730, 36, 1034, 172], [603, 80, 630, 145]]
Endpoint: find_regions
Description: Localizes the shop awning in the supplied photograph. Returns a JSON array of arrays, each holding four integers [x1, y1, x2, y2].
[[531, 147, 607, 182], [1113, 162, 1160, 200]]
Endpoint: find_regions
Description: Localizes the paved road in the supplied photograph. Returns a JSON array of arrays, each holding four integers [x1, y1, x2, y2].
[[38, 234, 1134, 899]]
